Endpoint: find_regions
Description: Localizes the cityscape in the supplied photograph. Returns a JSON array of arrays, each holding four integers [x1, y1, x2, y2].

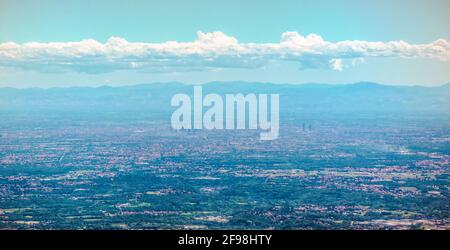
[[0, 82, 448, 229], [0, 0, 449, 233]]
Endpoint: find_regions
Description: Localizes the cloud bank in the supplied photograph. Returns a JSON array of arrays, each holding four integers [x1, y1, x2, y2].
[[0, 31, 449, 74]]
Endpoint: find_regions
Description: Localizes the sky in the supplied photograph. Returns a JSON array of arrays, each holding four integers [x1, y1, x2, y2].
[[0, 0, 449, 88]]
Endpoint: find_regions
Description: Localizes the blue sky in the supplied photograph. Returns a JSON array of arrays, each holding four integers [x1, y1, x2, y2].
[[0, 0, 449, 87]]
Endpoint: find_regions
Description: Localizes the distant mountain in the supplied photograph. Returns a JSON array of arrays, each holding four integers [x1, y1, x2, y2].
[[1, 82, 449, 120]]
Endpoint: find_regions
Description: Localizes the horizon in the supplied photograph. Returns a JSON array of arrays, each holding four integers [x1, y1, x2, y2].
[[1, 0, 450, 236], [2, 81, 450, 90]]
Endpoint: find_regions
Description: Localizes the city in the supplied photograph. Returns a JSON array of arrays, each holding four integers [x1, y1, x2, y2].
[[1, 82, 448, 229]]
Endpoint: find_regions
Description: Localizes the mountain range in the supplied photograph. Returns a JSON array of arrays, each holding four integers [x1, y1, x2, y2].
[[1, 82, 449, 120]]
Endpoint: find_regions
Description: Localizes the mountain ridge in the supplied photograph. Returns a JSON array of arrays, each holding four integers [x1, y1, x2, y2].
[[1, 81, 449, 91]]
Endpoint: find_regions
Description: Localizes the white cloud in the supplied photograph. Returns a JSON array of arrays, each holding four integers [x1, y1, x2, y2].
[[329, 58, 343, 71], [0, 31, 449, 74]]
